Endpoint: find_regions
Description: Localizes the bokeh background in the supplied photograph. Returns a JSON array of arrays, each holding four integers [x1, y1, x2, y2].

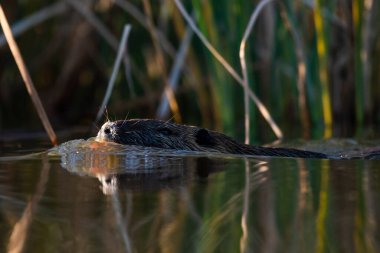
[[1, 0, 380, 143]]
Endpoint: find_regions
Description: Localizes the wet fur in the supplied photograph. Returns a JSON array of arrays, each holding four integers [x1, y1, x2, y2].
[[97, 119, 327, 159]]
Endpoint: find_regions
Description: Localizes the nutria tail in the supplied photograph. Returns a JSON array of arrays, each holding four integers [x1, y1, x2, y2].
[[96, 119, 328, 159]]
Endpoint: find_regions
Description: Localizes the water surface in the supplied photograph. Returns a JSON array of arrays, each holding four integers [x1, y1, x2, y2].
[[1, 139, 380, 253]]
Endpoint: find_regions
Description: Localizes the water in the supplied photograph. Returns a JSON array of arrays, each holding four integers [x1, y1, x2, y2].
[[1, 140, 380, 253]]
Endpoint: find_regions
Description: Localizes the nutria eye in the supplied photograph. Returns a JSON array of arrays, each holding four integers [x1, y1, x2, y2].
[[104, 127, 111, 134]]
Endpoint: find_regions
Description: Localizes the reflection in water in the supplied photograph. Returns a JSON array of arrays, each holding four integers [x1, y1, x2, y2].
[[54, 139, 241, 193], [110, 193, 132, 252], [7, 155, 50, 253], [1, 139, 380, 252], [240, 160, 250, 253]]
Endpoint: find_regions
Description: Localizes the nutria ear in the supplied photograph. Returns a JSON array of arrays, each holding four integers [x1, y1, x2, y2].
[[195, 128, 216, 146]]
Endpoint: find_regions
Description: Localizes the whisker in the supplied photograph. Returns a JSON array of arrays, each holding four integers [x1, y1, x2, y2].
[[104, 107, 110, 122], [165, 116, 175, 124], [122, 119, 128, 127], [121, 112, 130, 127], [124, 111, 130, 121]]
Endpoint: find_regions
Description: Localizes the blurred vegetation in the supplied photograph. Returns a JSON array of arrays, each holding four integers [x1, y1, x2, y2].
[[0, 0, 380, 143]]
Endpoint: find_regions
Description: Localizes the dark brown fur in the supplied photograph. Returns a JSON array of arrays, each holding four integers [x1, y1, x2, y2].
[[96, 119, 327, 159]]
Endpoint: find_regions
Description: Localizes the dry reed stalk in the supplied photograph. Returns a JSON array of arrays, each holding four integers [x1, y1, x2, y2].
[[279, 4, 310, 138], [0, 5, 57, 145], [173, 0, 283, 139], [0, 2, 67, 47], [122, 53, 135, 97], [114, 0, 176, 57], [170, 7, 213, 127], [48, 22, 92, 104], [66, 0, 118, 49], [156, 27, 193, 119], [362, 0, 376, 119], [66, 0, 135, 95], [239, 0, 275, 144], [96, 25, 132, 123], [143, 0, 182, 123]]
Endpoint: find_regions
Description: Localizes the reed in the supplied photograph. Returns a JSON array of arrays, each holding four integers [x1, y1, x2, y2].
[[95, 24, 131, 123], [353, 0, 365, 128], [0, 5, 57, 145], [0, 0, 379, 141]]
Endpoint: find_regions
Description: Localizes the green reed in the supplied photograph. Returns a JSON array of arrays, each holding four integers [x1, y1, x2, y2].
[[353, 0, 364, 128], [186, 0, 377, 140], [0, 0, 379, 141]]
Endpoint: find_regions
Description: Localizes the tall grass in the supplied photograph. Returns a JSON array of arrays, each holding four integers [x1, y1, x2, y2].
[[0, 0, 379, 142]]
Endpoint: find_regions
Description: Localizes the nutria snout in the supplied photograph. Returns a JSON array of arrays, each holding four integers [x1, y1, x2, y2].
[[96, 119, 327, 159]]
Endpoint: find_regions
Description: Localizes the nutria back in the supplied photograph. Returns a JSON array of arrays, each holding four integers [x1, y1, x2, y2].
[[96, 119, 327, 159]]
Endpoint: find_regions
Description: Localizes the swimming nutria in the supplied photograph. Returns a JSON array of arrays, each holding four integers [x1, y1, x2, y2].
[[96, 119, 328, 159]]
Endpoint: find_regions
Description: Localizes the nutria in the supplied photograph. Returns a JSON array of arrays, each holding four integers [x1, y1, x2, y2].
[[96, 119, 328, 159]]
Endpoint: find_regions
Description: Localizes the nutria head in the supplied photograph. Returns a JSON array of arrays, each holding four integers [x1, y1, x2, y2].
[[96, 119, 220, 152]]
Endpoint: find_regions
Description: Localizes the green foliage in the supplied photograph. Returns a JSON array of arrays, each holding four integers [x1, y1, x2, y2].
[[0, 0, 379, 142]]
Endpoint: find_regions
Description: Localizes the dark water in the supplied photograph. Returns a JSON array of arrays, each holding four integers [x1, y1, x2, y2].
[[1, 140, 380, 253]]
